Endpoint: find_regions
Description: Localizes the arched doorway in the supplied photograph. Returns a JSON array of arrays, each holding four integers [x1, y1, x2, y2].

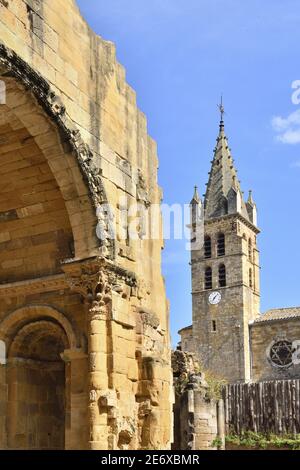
[[0, 305, 81, 450], [7, 320, 68, 450]]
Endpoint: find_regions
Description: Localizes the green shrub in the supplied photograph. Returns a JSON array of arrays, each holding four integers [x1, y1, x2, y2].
[[211, 436, 223, 449], [226, 431, 300, 450]]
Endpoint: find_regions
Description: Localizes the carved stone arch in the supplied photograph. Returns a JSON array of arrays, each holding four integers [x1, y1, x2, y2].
[[9, 320, 69, 360], [0, 43, 114, 260], [0, 305, 80, 351]]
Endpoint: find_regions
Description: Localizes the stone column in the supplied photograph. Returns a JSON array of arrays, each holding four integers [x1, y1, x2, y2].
[[63, 257, 137, 450], [86, 276, 111, 450], [64, 259, 113, 450]]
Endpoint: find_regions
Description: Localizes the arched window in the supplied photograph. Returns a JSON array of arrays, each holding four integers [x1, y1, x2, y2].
[[205, 267, 212, 290], [249, 268, 253, 288], [217, 233, 225, 257], [248, 239, 252, 261], [204, 236, 212, 259], [219, 264, 226, 287]]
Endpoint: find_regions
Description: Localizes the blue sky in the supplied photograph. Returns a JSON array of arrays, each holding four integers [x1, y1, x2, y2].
[[77, 0, 300, 345]]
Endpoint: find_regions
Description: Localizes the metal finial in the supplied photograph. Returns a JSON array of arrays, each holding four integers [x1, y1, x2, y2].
[[218, 95, 225, 122]]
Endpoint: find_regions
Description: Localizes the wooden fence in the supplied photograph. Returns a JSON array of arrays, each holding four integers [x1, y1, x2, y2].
[[223, 380, 300, 435]]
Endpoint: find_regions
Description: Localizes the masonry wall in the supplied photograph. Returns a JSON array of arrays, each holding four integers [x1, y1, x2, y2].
[[173, 385, 223, 450], [191, 215, 260, 383], [0, 0, 171, 450], [0, 0, 167, 328], [251, 320, 300, 381], [179, 327, 194, 353]]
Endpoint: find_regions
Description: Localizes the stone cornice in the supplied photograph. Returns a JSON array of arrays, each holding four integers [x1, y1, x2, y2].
[[0, 274, 67, 298], [192, 283, 260, 295], [62, 256, 136, 285], [0, 256, 137, 298], [205, 213, 260, 234]]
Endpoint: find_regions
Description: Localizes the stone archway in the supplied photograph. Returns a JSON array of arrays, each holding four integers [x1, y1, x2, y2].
[[7, 321, 67, 450], [0, 42, 114, 261], [0, 305, 82, 450], [0, 45, 110, 449], [0, 305, 79, 351]]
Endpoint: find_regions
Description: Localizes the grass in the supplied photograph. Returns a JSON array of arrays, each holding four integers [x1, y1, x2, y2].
[[204, 369, 227, 400], [226, 431, 300, 450]]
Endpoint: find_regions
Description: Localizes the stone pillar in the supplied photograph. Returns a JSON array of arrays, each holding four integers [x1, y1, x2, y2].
[[63, 258, 116, 450], [63, 256, 138, 450], [87, 290, 110, 450], [61, 349, 88, 450], [193, 383, 218, 450]]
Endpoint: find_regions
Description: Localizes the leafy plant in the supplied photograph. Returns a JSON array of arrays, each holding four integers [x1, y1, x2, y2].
[[211, 436, 223, 450], [226, 431, 300, 450]]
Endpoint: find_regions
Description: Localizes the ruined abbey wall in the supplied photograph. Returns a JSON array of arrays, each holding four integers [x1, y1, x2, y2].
[[0, 0, 172, 450]]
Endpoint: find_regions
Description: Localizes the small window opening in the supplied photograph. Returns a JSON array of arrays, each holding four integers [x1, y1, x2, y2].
[[205, 267, 213, 290]]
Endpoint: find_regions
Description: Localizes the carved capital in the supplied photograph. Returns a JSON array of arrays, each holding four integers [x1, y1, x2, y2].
[[63, 257, 137, 320]]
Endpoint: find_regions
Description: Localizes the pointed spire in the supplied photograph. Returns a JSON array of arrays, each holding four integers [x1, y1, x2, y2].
[[246, 190, 258, 226], [190, 186, 203, 229], [204, 102, 251, 222], [190, 185, 200, 205], [247, 190, 254, 206]]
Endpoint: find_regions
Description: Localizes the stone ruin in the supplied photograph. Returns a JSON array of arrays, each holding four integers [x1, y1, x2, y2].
[[172, 349, 225, 450]]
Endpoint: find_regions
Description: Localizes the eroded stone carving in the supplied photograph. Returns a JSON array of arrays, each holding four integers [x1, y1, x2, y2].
[[136, 169, 150, 207]]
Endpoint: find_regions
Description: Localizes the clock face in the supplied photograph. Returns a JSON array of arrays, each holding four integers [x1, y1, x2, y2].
[[209, 291, 222, 305]]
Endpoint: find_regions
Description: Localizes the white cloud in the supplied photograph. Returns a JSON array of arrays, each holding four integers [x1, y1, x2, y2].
[[277, 129, 300, 144], [272, 109, 300, 144]]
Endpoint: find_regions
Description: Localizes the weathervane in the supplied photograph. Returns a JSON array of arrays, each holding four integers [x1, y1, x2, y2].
[[218, 95, 225, 122]]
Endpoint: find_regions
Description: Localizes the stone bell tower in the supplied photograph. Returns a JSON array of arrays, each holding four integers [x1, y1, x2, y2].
[[190, 106, 260, 383]]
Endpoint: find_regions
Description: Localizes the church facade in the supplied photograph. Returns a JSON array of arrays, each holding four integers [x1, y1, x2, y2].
[[179, 115, 300, 383]]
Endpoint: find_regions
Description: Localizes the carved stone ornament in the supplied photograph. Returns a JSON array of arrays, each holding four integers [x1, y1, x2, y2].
[[136, 169, 150, 207], [63, 257, 137, 316]]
